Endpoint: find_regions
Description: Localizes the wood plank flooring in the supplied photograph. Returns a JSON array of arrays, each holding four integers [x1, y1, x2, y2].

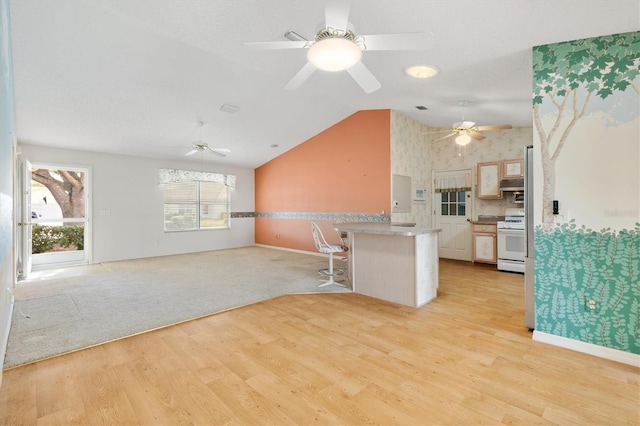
[[1, 259, 638, 425]]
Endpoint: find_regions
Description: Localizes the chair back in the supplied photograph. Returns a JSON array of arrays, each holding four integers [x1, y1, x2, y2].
[[311, 222, 329, 251]]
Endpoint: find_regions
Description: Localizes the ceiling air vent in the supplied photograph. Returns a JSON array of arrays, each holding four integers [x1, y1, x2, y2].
[[220, 104, 239, 114]]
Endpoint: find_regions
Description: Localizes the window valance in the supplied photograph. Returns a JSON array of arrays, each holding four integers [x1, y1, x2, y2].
[[158, 168, 236, 188], [434, 170, 472, 193]]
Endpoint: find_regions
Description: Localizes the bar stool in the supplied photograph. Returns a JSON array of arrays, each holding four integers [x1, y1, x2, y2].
[[310, 222, 347, 288]]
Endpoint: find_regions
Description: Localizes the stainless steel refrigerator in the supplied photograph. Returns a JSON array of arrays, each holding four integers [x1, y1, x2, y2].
[[524, 145, 535, 329]]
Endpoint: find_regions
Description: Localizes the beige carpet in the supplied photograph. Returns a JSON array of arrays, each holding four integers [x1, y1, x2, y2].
[[4, 246, 350, 369]]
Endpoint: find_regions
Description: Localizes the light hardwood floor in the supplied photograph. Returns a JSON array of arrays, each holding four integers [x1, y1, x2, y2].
[[1, 259, 638, 425]]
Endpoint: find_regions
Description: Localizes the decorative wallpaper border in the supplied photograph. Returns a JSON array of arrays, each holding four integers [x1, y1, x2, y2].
[[230, 212, 255, 218], [254, 212, 391, 222]]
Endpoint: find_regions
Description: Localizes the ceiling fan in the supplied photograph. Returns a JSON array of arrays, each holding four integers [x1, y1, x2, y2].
[[244, 3, 434, 93], [185, 143, 230, 158], [185, 122, 230, 158], [426, 101, 512, 145]]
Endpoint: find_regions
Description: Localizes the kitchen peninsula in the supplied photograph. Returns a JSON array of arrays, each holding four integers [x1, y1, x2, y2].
[[333, 222, 440, 308]]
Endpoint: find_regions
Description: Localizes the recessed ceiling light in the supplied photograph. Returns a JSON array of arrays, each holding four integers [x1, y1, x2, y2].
[[270, 144, 279, 148], [415, 105, 428, 111], [405, 65, 440, 79]]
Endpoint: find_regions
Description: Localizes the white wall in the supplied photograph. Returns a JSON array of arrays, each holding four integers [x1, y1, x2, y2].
[[18, 144, 255, 263], [0, 0, 15, 383], [0, 0, 15, 386]]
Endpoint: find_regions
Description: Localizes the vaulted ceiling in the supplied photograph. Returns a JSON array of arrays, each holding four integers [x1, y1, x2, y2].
[[9, 0, 640, 168]]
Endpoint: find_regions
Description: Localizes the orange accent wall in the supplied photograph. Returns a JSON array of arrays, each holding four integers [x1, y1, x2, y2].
[[255, 110, 391, 252]]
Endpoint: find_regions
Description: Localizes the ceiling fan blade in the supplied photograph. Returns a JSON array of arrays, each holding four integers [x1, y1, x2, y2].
[[325, 2, 350, 30], [284, 62, 317, 91], [211, 148, 230, 158], [346, 62, 381, 94], [185, 149, 197, 156], [360, 32, 435, 51], [422, 129, 456, 135], [210, 150, 227, 158], [469, 131, 486, 141], [243, 40, 308, 50], [453, 121, 476, 129], [476, 124, 513, 131], [433, 132, 457, 142]]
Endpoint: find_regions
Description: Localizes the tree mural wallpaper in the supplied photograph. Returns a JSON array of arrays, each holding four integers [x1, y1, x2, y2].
[[532, 31, 639, 354], [533, 31, 639, 223]]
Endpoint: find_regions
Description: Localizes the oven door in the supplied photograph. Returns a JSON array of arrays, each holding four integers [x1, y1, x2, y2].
[[497, 228, 525, 261]]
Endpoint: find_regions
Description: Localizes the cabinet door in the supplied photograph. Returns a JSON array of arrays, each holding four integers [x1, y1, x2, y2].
[[473, 233, 497, 264], [477, 161, 502, 199], [503, 158, 524, 178]]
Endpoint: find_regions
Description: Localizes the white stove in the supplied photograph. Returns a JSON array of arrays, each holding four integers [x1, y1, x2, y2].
[[497, 208, 525, 273], [497, 208, 525, 229]]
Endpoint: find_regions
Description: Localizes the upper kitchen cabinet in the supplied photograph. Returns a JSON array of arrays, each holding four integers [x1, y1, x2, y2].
[[503, 158, 524, 178], [476, 161, 503, 199]]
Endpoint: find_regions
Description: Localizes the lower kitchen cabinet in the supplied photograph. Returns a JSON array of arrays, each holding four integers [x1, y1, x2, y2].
[[472, 224, 497, 264]]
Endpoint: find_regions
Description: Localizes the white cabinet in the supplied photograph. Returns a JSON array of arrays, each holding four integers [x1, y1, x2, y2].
[[503, 158, 524, 178], [476, 161, 502, 199], [472, 224, 497, 264]]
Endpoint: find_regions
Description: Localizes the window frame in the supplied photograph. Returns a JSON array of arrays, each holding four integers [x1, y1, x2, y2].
[[440, 190, 467, 217], [162, 180, 230, 232]]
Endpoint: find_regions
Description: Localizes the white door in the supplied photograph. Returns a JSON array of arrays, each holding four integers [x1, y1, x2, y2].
[[27, 163, 90, 271], [433, 170, 472, 261], [18, 159, 33, 278]]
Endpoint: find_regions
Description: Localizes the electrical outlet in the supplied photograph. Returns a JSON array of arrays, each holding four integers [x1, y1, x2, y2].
[[586, 299, 599, 312]]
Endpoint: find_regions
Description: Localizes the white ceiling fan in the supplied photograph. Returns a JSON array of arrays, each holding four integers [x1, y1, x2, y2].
[[244, 2, 434, 94], [185, 143, 230, 158], [426, 101, 513, 145], [185, 122, 230, 158]]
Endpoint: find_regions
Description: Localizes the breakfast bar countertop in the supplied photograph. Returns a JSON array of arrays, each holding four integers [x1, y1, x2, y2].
[[471, 215, 504, 225], [333, 222, 440, 237]]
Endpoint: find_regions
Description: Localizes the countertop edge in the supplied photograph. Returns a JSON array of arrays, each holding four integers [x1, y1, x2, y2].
[[333, 222, 441, 236]]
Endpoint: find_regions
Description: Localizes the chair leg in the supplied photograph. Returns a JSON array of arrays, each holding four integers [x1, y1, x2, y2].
[[317, 252, 346, 288]]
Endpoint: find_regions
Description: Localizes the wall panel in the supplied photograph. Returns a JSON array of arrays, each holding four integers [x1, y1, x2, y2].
[[255, 110, 390, 251]]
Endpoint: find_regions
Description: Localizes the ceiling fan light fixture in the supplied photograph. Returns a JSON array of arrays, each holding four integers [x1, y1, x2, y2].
[[455, 133, 472, 146], [405, 65, 439, 79], [307, 37, 362, 72]]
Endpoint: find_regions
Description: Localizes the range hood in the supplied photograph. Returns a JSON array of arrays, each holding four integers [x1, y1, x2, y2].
[[500, 178, 524, 191]]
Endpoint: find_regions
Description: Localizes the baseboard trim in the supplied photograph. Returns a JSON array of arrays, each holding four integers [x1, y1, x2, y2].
[[533, 331, 640, 367], [0, 290, 15, 386]]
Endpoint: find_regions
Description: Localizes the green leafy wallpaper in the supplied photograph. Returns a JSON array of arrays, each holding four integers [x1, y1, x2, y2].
[[535, 222, 640, 353]]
